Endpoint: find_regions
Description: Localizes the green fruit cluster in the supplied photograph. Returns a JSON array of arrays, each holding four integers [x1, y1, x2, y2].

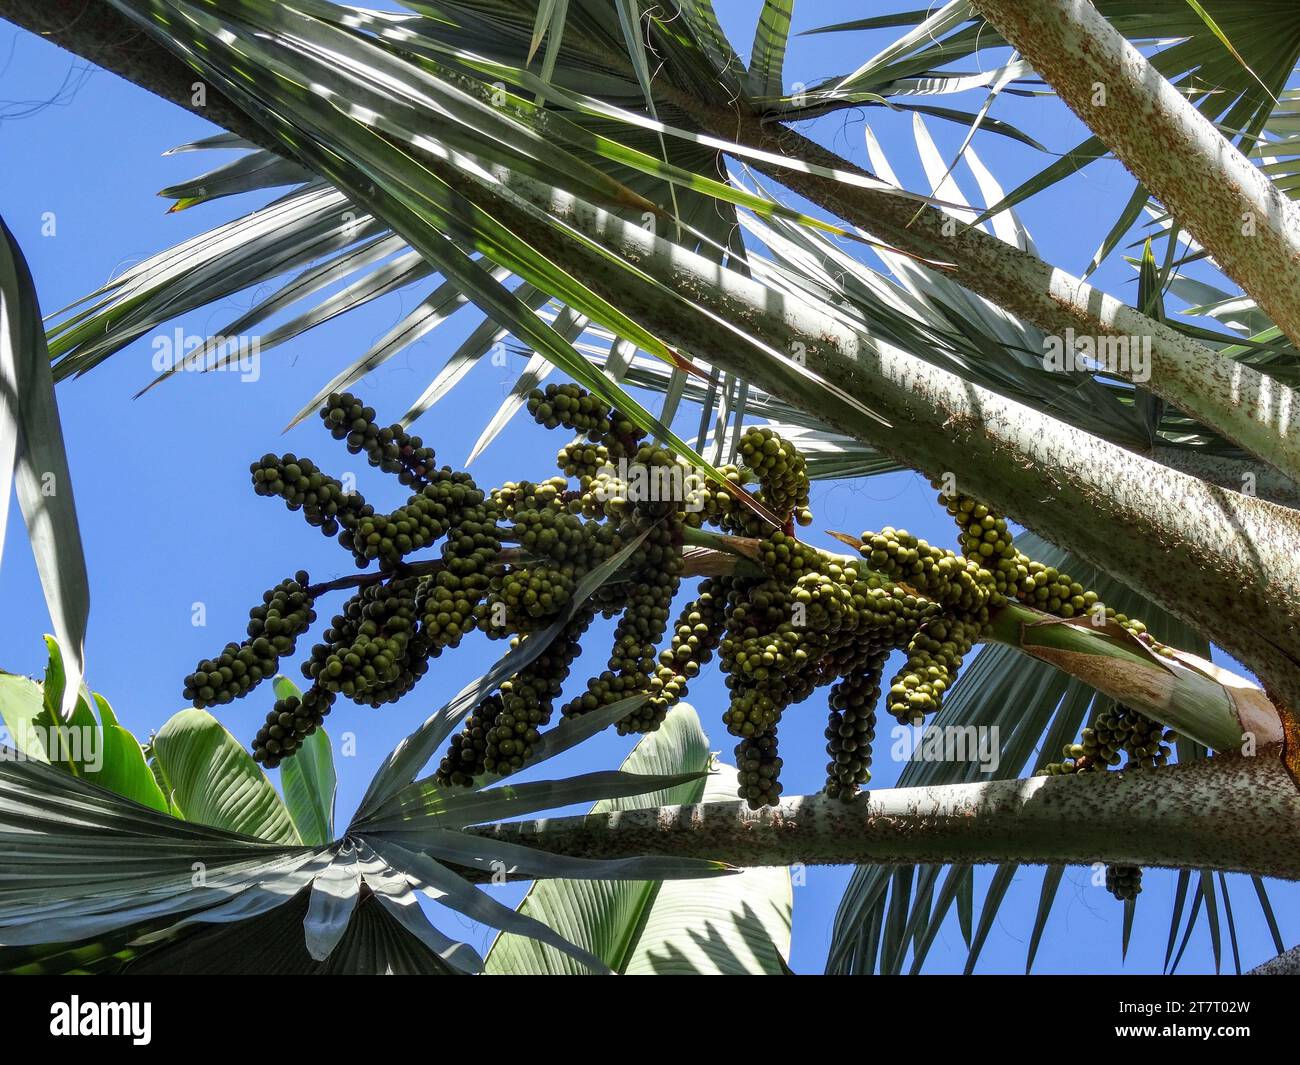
[[303, 577, 424, 707], [1105, 864, 1142, 901], [527, 382, 639, 447], [1082, 703, 1175, 770], [719, 537, 928, 731], [437, 609, 594, 786], [209, 386, 670, 768], [488, 565, 577, 630], [322, 392, 435, 487], [1036, 701, 1175, 905], [251, 454, 371, 539], [824, 649, 888, 799], [939, 486, 1151, 641], [859, 526, 998, 615], [642, 578, 730, 723], [735, 728, 783, 810], [556, 439, 609, 490], [342, 469, 486, 570], [705, 529, 946, 804], [738, 426, 812, 526], [482, 508, 620, 639], [196, 390, 517, 758], [933, 484, 1175, 897], [511, 503, 590, 565], [1040, 702, 1175, 777], [561, 519, 684, 734], [491, 477, 569, 523], [183, 573, 315, 707], [252, 685, 336, 768], [884, 617, 983, 725], [685, 467, 746, 529], [421, 500, 504, 650], [199, 382, 1178, 827]]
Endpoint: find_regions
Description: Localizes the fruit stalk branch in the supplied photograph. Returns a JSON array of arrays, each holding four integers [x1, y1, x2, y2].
[[301, 551, 524, 598], [342, 521, 1261, 751], [680, 527, 1266, 751], [301, 527, 1269, 751], [460, 751, 1300, 879], [298, 539, 753, 599]]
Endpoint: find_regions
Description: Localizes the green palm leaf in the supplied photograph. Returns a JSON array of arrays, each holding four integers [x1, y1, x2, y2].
[[2, 621, 732, 974], [86, 722, 169, 816], [273, 676, 336, 847], [747, 0, 793, 103], [0, 642, 167, 813], [0, 217, 88, 717], [151, 708, 302, 845], [485, 704, 792, 974], [0, 752, 325, 953]]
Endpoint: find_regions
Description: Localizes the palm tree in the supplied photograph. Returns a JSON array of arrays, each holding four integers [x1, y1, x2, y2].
[[2, 0, 1299, 973]]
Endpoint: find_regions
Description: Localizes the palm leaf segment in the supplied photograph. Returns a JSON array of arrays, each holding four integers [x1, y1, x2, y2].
[[0, 694, 723, 975], [0, 546, 729, 975]]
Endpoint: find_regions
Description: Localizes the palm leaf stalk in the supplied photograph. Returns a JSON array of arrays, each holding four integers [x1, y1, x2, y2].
[[669, 98, 1300, 485], [974, 0, 1300, 353], [465, 752, 1300, 878], [589, 228, 1300, 508], [679, 528, 1269, 754], [441, 2, 1300, 485], [1250, 944, 1300, 974], [628, 357, 1300, 508]]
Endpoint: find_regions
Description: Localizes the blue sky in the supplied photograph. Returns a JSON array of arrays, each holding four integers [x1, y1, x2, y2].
[[1, 2, 1294, 973]]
